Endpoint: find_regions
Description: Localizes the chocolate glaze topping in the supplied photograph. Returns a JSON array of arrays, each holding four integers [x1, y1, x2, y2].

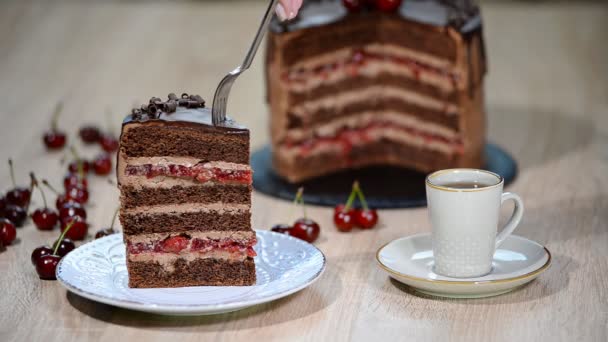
[[270, 0, 481, 34], [123, 93, 247, 133]]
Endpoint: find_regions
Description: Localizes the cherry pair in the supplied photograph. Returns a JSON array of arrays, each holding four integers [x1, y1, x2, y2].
[[31, 221, 78, 280], [78, 125, 119, 153], [342, 0, 402, 12], [41, 180, 89, 240], [3, 159, 32, 227], [333, 181, 379, 232], [271, 188, 320, 243]]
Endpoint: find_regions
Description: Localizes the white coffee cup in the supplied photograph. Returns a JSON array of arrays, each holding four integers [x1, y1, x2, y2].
[[425, 169, 524, 278]]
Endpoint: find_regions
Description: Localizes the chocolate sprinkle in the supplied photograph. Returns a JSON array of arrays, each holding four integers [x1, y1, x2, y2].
[[129, 93, 206, 121]]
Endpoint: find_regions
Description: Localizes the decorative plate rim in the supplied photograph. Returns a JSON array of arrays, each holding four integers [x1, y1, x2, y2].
[[376, 233, 551, 286], [56, 230, 326, 313]]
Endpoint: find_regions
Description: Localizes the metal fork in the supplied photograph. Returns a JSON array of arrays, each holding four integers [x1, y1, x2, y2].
[[211, 0, 280, 126]]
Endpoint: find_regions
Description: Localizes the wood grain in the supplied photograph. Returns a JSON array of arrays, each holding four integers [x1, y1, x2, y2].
[[0, 1, 607, 341]]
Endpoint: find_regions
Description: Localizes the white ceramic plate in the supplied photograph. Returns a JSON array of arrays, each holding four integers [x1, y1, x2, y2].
[[376, 233, 551, 298], [57, 230, 326, 315]]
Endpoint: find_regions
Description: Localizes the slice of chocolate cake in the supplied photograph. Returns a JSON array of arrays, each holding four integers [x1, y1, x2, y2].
[[266, 0, 486, 183], [117, 93, 256, 288]]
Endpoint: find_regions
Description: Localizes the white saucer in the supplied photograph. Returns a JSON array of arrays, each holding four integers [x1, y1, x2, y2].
[[376, 233, 551, 298], [57, 230, 325, 315]]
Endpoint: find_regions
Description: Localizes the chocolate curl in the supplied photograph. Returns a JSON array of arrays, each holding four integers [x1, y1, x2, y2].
[[149, 97, 162, 104], [186, 100, 200, 108], [148, 104, 158, 114], [168, 93, 178, 101], [191, 94, 205, 106], [164, 101, 178, 113], [141, 104, 149, 112], [131, 108, 142, 115], [181, 93, 189, 99], [178, 99, 189, 107]]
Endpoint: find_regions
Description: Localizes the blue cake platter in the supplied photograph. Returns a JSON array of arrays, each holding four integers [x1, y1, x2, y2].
[[251, 143, 517, 209]]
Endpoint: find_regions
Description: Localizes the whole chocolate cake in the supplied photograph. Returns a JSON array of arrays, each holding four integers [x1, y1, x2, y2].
[[117, 94, 256, 288], [266, 0, 487, 183]]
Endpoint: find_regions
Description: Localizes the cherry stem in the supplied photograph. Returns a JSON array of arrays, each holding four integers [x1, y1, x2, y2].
[[343, 183, 358, 211], [110, 207, 119, 229], [30, 173, 47, 208], [51, 102, 63, 132], [25, 172, 35, 212], [8, 159, 16, 188], [53, 220, 75, 255], [69, 146, 85, 180], [41, 180, 59, 195], [293, 187, 307, 219], [353, 181, 369, 211]]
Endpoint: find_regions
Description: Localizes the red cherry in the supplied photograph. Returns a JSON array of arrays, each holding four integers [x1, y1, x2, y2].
[[354, 209, 379, 229], [291, 218, 320, 243], [6, 187, 31, 207], [375, 0, 402, 12], [43, 131, 67, 150], [59, 202, 87, 221], [0, 218, 17, 245], [93, 154, 112, 175], [270, 223, 293, 234], [333, 210, 355, 232], [79, 126, 101, 144], [100, 135, 119, 153], [68, 160, 90, 174], [63, 174, 88, 190], [36, 255, 61, 280], [53, 238, 76, 257], [31, 245, 53, 265], [342, 0, 363, 11], [65, 185, 89, 204], [32, 208, 59, 231], [5, 205, 26, 227], [161, 236, 189, 253], [95, 228, 117, 239], [60, 216, 88, 240]]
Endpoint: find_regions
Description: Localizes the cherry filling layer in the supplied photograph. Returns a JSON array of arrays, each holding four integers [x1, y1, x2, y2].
[[282, 49, 459, 88], [283, 121, 464, 159], [128, 235, 257, 258], [125, 163, 252, 185]]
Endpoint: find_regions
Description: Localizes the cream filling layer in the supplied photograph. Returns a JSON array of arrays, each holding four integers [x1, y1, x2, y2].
[[118, 156, 251, 189], [126, 230, 255, 245], [279, 122, 456, 160], [122, 202, 250, 216], [285, 111, 458, 143], [128, 251, 248, 272], [289, 86, 458, 120], [284, 45, 461, 94]]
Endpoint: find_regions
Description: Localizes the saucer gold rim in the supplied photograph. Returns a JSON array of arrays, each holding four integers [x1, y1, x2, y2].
[[375, 236, 552, 286]]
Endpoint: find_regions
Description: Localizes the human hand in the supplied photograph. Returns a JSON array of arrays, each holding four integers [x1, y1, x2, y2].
[[276, 0, 303, 21]]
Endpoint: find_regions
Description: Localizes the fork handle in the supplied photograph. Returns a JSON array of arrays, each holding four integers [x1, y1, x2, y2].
[[241, 0, 280, 71]]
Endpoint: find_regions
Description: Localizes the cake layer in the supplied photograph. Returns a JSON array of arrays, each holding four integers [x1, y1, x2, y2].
[[274, 138, 481, 183], [274, 12, 460, 66], [120, 184, 251, 208], [121, 203, 251, 234], [127, 258, 256, 288], [120, 122, 249, 164], [287, 72, 459, 108]]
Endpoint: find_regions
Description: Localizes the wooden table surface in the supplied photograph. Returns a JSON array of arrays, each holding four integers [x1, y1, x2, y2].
[[0, 1, 607, 341]]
